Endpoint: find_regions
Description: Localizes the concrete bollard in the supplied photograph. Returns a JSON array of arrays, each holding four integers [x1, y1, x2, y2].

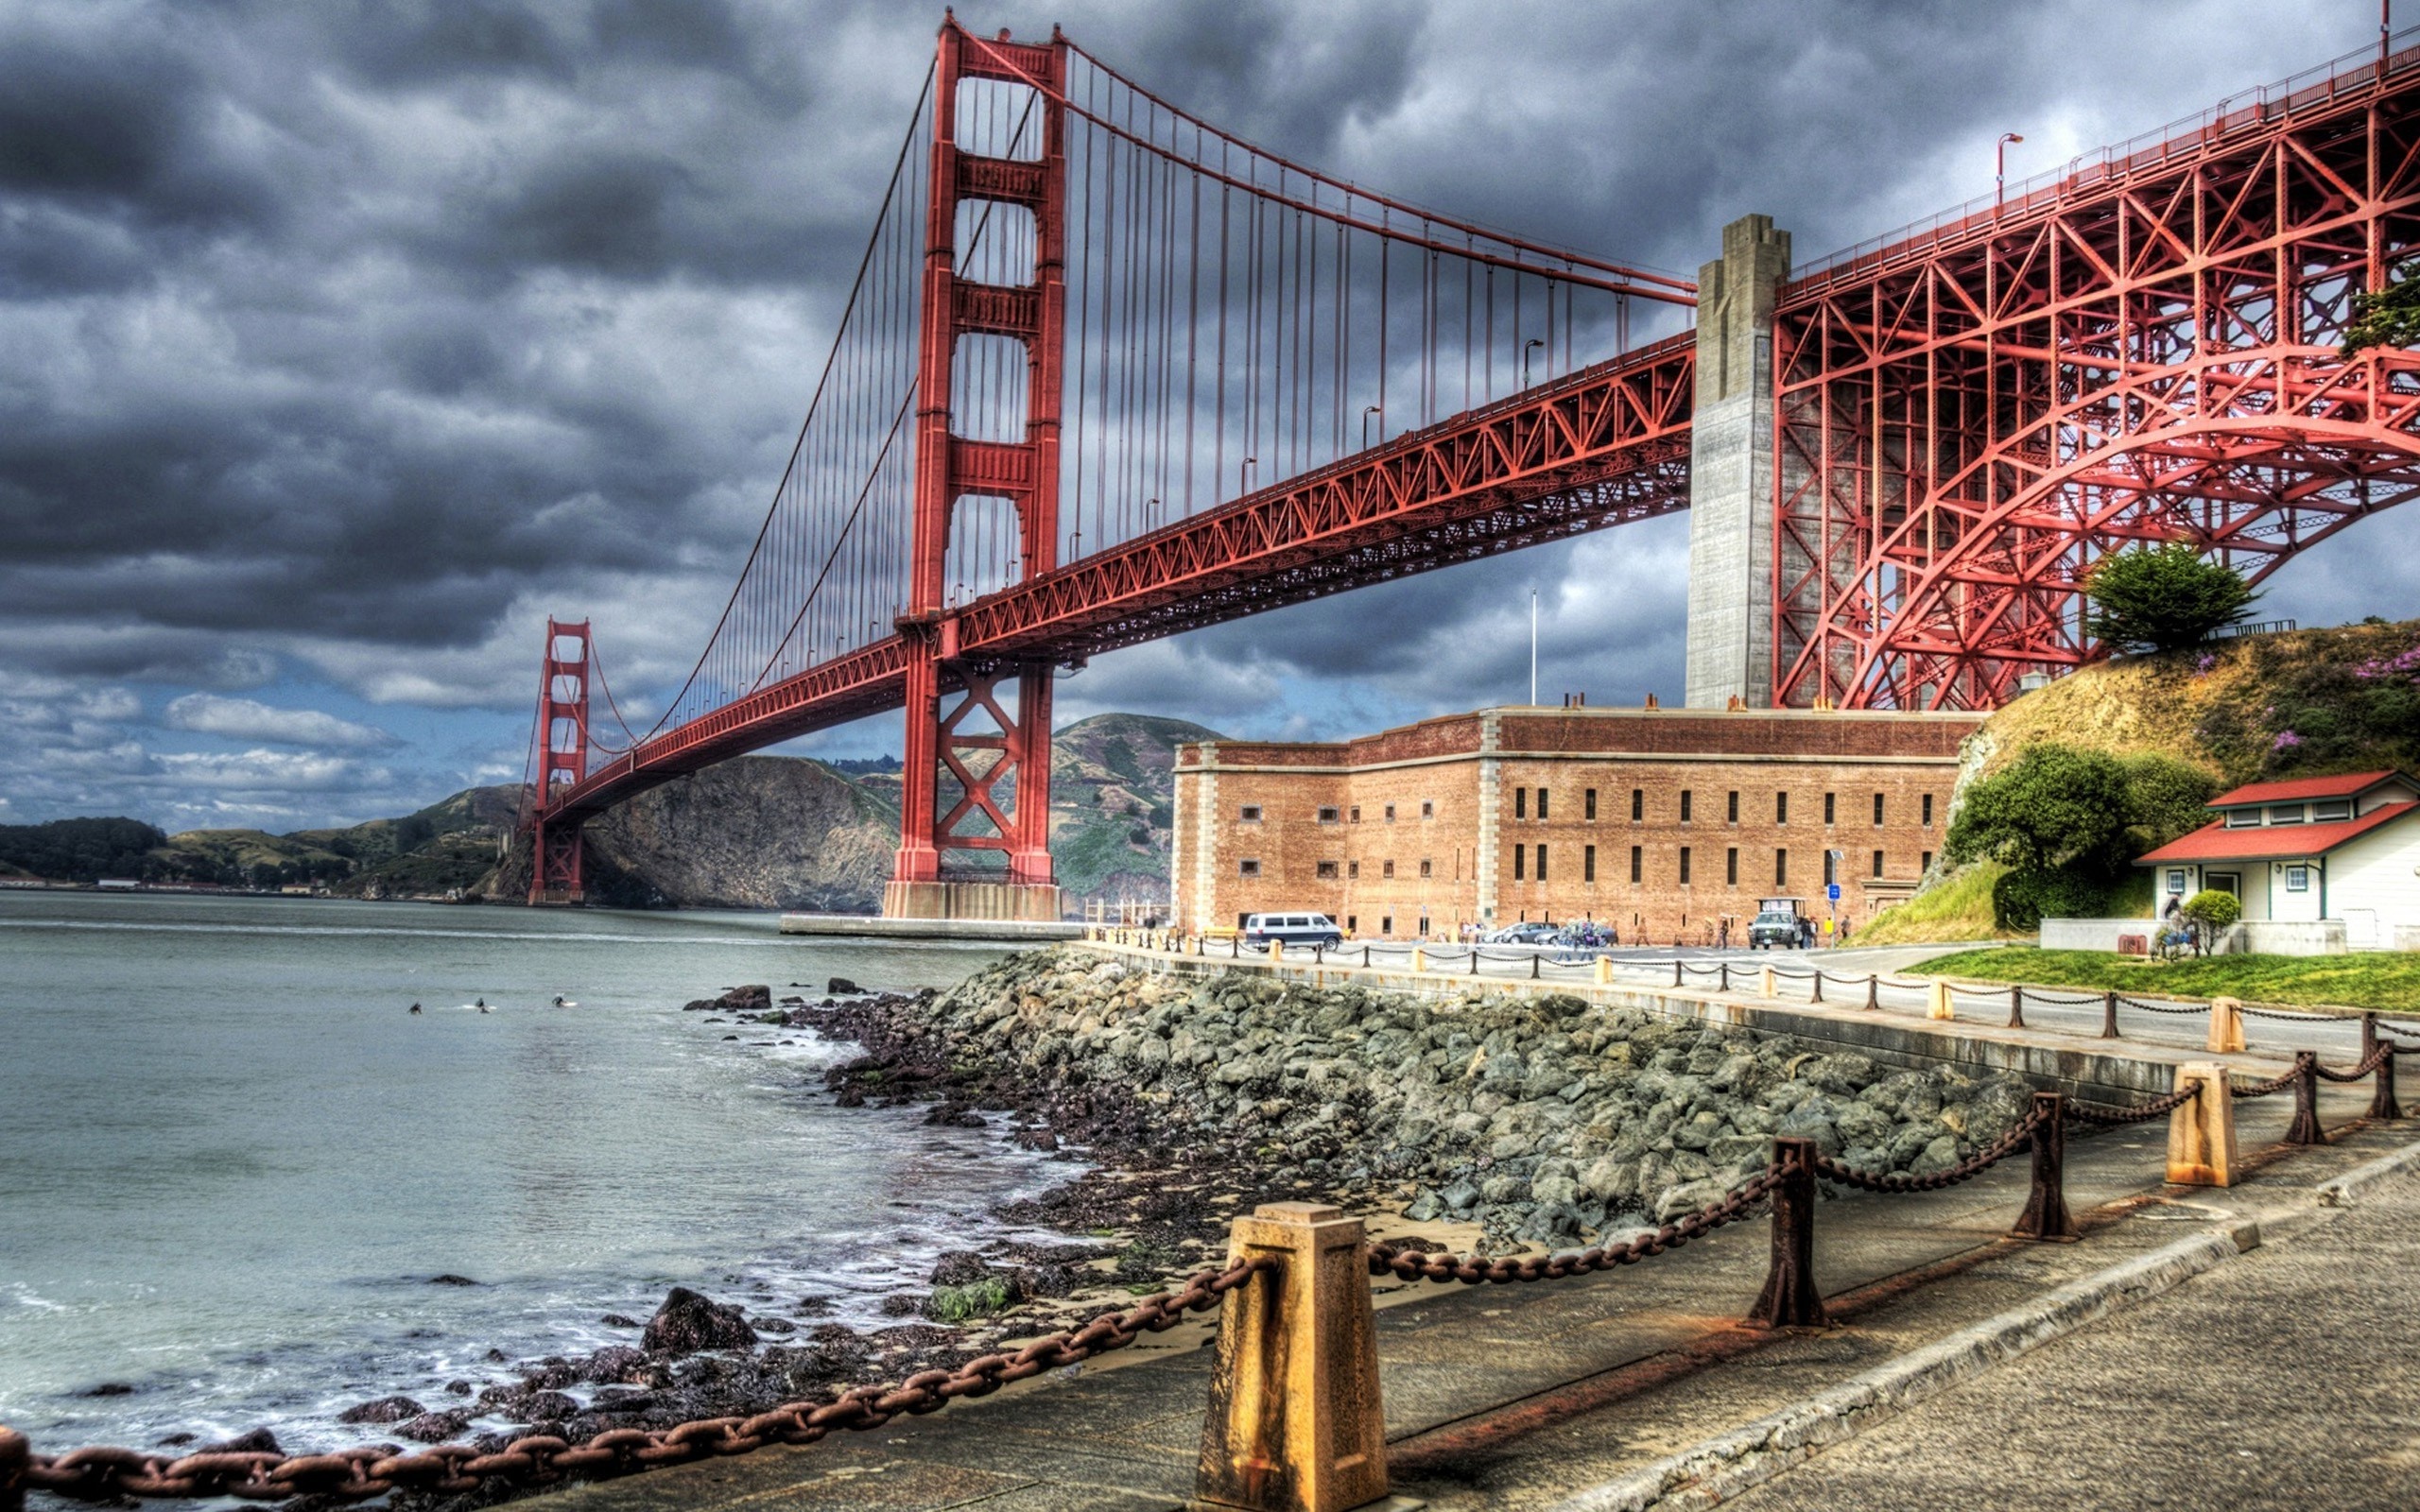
[[1758, 965, 1775, 998], [1594, 954, 1612, 987], [2166, 1062, 2238, 1187], [1195, 1203, 1389, 1512], [1270, 939, 1284, 962], [1409, 947, 1426, 972], [1926, 979, 1954, 1020], [2207, 996, 2246, 1054]]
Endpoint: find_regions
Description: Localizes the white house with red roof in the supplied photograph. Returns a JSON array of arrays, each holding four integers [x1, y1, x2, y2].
[[2135, 769, 2420, 950]]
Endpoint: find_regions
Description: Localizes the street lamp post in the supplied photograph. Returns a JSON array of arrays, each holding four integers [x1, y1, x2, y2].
[[1239, 455, 1255, 496], [1996, 131, 2025, 211], [1362, 404, 1382, 449], [1522, 337, 1545, 388]]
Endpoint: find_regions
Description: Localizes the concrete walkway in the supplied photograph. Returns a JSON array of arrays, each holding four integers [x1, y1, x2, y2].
[[554, 1084, 2400, 1512]]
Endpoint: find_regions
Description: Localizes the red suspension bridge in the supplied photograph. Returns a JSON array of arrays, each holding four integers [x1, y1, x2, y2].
[[523, 17, 2420, 912]]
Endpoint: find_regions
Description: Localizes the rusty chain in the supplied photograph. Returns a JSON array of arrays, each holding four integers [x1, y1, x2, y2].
[[2118, 995, 2210, 1017], [2312, 1042, 2394, 1083], [1366, 1156, 1798, 1285], [1812, 1106, 2047, 1194], [2237, 1005, 2338, 1022], [2231, 1061, 2303, 1098], [2377, 1019, 2420, 1040], [22, 1259, 1269, 1504], [2066, 1084, 2202, 1125]]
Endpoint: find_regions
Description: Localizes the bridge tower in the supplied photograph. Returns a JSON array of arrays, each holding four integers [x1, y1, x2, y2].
[[527, 618, 591, 904], [885, 20, 1069, 922], [1684, 214, 1791, 709]]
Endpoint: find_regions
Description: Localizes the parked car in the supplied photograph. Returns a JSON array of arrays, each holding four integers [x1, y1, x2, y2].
[[1484, 921, 1560, 945], [1748, 899, 1806, 950], [1241, 912, 1343, 948]]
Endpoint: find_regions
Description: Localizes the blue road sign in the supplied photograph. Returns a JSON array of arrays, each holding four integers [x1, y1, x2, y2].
[[1827, 883, 1841, 902]]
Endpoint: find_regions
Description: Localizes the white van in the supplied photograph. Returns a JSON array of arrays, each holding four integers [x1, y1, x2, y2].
[[1241, 912, 1343, 948]]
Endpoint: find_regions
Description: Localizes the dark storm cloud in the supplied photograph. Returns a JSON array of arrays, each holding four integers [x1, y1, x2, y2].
[[0, 0, 2406, 829]]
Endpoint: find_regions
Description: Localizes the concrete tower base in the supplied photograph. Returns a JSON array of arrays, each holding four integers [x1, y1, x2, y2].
[[882, 879, 1064, 922]]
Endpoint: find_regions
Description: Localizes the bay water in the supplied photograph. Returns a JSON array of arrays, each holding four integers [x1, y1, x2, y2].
[[0, 892, 1052, 1454]]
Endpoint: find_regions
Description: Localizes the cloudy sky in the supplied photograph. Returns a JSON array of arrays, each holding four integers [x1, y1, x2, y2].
[[3, 0, 2412, 833]]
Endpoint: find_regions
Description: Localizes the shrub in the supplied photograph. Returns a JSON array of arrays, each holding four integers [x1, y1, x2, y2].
[[2084, 542, 2256, 654], [1990, 867, 2114, 932], [1948, 746, 2134, 878], [2182, 888, 2242, 933]]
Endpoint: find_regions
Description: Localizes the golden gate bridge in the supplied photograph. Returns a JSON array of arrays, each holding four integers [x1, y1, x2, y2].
[[522, 16, 2420, 914]]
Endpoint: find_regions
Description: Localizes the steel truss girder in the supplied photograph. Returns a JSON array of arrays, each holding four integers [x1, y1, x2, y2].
[[1772, 56, 2420, 709]]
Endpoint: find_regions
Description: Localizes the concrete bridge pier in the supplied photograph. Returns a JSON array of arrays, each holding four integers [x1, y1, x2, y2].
[[1685, 213, 1791, 711]]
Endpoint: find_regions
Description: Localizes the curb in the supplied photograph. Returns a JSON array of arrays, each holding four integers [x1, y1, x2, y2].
[[2315, 1140, 2420, 1206], [1543, 1228, 2252, 1512]]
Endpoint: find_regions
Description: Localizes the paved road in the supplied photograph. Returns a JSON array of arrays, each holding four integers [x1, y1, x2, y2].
[[1228, 937, 2392, 1065], [1726, 1166, 2420, 1512]]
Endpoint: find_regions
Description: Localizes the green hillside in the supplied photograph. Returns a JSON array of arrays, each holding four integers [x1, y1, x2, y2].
[[1048, 713, 1222, 905]]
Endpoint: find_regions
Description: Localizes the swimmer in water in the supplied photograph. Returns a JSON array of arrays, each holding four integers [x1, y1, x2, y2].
[[475, 997, 490, 1013], [552, 995, 565, 1007], [408, 1002, 423, 1015]]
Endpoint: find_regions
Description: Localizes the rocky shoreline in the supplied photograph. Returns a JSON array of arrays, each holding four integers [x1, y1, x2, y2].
[[331, 944, 2033, 1505]]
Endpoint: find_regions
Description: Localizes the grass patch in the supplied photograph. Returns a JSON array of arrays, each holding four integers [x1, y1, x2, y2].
[[1856, 863, 2014, 946], [924, 1277, 1013, 1322], [1913, 946, 2420, 1012]]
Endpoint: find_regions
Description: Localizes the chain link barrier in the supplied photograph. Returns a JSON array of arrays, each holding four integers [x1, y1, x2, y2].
[[2313, 1042, 2394, 1083], [2118, 995, 2210, 1017], [2231, 1063, 2302, 1098], [2238, 1005, 2338, 1022], [1812, 1106, 2048, 1194], [1366, 1158, 1798, 1285], [21, 1260, 1269, 1505], [2066, 1084, 2202, 1125]]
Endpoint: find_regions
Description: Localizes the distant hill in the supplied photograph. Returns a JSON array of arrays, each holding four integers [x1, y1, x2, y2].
[[6, 712, 1223, 912]]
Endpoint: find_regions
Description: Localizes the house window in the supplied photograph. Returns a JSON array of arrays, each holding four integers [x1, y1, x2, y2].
[[2313, 799, 2352, 821], [1872, 850, 1884, 877], [2224, 809, 2260, 829], [1317, 805, 1339, 824], [1727, 790, 1739, 823], [1239, 859, 1261, 877], [1316, 860, 1339, 879], [1873, 793, 1885, 826], [1239, 804, 1262, 823], [1776, 792, 1789, 824], [1679, 846, 1692, 885], [1382, 860, 1395, 879], [1632, 788, 1644, 821], [1514, 788, 1527, 820], [2270, 804, 2307, 825], [1584, 845, 1597, 882], [2166, 868, 2187, 893], [1538, 787, 1550, 820], [2286, 865, 2311, 892], [1824, 850, 1838, 885], [1347, 860, 1359, 879], [1630, 845, 1643, 884], [1727, 847, 1739, 885], [1513, 846, 1525, 881], [1680, 790, 1693, 822], [1384, 803, 1397, 822], [1824, 792, 1836, 826], [1775, 850, 1789, 887], [1921, 794, 1934, 827], [1535, 844, 1547, 882], [1421, 800, 1434, 819], [1585, 788, 1598, 820], [1419, 858, 1432, 878]]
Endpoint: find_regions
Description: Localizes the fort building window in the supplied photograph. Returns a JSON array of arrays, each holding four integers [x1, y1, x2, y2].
[[1679, 846, 1692, 885], [1384, 803, 1397, 822], [1537, 787, 1549, 820], [1630, 845, 1643, 884], [1632, 788, 1645, 821], [1512, 845, 1525, 881], [1726, 847, 1738, 885], [1346, 915, 1357, 934], [1922, 850, 1933, 872], [1679, 789, 1693, 822], [1317, 805, 1339, 823], [1824, 850, 1838, 885], [1873, 793, 1885, 826], [1922, 794, 1934, 827], [1381, 915, 1393, 935], [1776, 792, 1789, 824], [1775, 849, 1789, 887], [1584, 844, 1597, 883], [1239, 858, 1261, 877], [1348, 860, 1359, 879], [1349, 805, 1361, 823], [1514, 788, 1527, 820], [1419, 858, 1432, 878], [1317, 860, 1339, 879], [1727, 790, 1739, 823], [1382, 860, 1395, 879], [1535, 844, 1547, 882], [1421, 800, 1435, 819], [1239, 804, 1262, 823], [1872, 850, 1884, 877], [1585, 788, 1598, 820], [1824, 792, 1836, 826]]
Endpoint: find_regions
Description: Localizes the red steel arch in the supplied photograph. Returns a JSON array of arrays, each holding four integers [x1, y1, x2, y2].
[[1772, 41, 2420, 708]]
